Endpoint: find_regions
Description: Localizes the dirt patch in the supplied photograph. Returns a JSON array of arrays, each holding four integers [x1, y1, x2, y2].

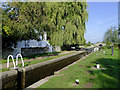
[[83, 82, 93, 88], [101, 67, 106, 70], [62, 76, 70, 80], [79, 65, 83, 67], [91, 66, 106, 70], [72, 83, 80, 87], [90, 76, 96, 79], [82, 61, 86, 63], [85, 71, 92, 74], [91, 67, 96, 69]]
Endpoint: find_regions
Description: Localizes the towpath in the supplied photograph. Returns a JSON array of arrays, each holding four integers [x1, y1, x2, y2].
[[0, 51, 78, 69]]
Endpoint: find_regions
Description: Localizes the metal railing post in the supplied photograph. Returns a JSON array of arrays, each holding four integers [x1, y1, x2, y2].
[[16, 54, 24, 67], [7, 55, 16, 69]]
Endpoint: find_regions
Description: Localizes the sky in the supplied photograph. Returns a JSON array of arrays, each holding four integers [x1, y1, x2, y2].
[[84, 2, 118, 43]]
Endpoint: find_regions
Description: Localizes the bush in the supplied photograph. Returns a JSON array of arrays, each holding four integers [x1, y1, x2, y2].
[[102, 46, 107, 49]]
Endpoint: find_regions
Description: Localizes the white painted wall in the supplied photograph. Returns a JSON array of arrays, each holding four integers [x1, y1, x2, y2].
[[17, 41, 25, 48]]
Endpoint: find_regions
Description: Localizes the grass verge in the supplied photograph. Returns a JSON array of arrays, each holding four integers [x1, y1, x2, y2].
[[18, 52, 77, 67], [1, 51, 77, 72], [1, 52, 61, 64], [37, 48, 119, 88]]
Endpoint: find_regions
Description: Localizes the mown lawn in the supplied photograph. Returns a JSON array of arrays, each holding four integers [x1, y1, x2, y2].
[[37, 48, 119, 88]]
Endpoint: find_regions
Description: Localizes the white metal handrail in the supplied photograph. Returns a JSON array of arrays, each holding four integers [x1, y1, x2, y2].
[[7, 55, 16, 69], [7, 54, 24, 69], [16, 54, 24, 67]]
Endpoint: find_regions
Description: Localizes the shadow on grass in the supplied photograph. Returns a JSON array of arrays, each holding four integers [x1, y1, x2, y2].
[[91, 58, 119, 88]]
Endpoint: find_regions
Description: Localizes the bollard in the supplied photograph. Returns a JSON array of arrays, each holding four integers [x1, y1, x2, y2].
[[96, 63, 100, 69], [103, 51, 105, 53], [75, 79, 79, 84]]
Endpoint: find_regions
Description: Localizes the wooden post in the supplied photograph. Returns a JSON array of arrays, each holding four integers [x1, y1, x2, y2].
[[111, 46, 113, 56], [18, 68, 26, 89]]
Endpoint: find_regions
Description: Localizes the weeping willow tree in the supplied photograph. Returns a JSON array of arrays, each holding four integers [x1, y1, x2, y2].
[[46, 2, 88, 48], [2, 2, 88, 48]]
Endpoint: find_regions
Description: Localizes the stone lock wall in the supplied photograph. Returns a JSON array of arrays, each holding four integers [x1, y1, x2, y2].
[[1, 47, 94, 89], [0, 70, 18, 89]]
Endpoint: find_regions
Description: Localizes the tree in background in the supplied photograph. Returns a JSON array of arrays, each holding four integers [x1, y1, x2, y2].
[[2, 2, 88, 49], [118, 24, 120, 49], [87, 41, 91, 46], [103, 26, 118, 47]]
